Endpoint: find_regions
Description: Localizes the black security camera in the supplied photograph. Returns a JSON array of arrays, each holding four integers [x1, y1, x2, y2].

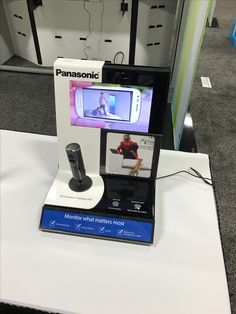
[[66, 143, 92, 192]]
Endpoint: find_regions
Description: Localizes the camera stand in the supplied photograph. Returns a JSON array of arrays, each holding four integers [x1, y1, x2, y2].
[[69, 176, 92, 192]]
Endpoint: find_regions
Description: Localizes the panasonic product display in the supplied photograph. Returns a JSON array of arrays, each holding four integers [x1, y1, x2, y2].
[[40, 59, 170, 244]]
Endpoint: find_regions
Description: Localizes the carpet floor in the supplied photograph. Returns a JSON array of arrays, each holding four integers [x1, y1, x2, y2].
[[189, 0, 236, 312]]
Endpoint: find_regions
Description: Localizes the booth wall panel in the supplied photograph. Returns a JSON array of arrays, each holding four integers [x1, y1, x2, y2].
[[34, 0, 132, 66], [0, 0, 14, 64], [3, 0, 37, 64]]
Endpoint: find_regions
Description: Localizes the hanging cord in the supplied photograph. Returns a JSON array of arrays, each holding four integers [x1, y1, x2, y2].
[[157, 167, 212, 186], [83, 0, 92, 59], [97, 0, 105, 60], [113, 51, 125, 64]]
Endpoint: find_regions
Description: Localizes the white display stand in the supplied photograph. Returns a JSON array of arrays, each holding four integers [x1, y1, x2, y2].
[[0, 130, 231, 314]]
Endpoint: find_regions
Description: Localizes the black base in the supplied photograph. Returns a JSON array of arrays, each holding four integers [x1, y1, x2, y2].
[[0, 302, 48, 314], [206, 17, 219, 28], [69, 176, 92, 192], [41, 177, 155, 244]]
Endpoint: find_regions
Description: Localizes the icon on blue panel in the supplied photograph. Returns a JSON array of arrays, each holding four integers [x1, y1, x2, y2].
[[99, 227, 105, 233], [117, 229, 124, 235], [75, 224, 82, 230], [49, 220, 56, 227]]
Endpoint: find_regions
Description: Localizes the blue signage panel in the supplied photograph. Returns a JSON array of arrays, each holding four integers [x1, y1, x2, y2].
[[41, 208, 153, 243]]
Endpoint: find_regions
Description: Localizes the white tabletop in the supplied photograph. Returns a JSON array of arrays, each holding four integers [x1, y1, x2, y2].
[[0, 130, 231, 314]]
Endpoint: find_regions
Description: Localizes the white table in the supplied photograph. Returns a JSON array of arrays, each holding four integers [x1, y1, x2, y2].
[[0, 130, 231, 314]]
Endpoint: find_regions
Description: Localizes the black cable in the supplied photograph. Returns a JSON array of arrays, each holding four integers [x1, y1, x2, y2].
[[190, 167, 212, 185], [113, 51, 125, 64], [83, 0, 92, 59], [157, 168, 212, 186]]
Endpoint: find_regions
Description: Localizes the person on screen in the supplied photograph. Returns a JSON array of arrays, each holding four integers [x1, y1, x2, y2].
[[70, 81, 106, 128], [99, 92, 109, 116], [116, 134, 139, 160]]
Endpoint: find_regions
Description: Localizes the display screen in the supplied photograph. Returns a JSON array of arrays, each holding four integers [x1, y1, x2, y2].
[[70, 81, 153, 132], [104, 132, 155, 178], [83, 88, 132, 122]]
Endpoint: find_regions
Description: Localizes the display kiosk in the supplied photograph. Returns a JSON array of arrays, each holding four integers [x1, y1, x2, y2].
[[40, 59, 170, 244]]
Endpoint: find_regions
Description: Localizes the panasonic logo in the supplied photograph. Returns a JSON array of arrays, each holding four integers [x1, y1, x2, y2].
[[56, 69, 100, 79]]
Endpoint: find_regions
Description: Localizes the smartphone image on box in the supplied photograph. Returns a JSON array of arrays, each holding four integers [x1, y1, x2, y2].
[[75, 85, 141, 123], [70, 81, 154, 132]]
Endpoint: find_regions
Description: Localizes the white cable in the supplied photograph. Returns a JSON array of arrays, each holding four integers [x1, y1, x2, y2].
[[98, 0, 105, 60]]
